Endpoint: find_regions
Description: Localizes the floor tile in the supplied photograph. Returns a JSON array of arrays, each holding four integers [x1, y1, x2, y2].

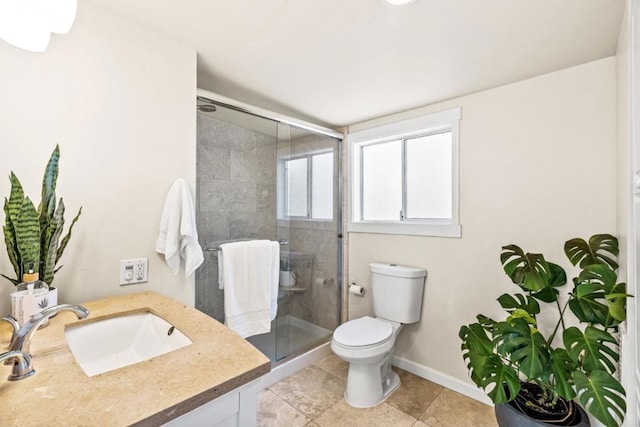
[[411, 421, 430, 427], [315, 399, 416, 427], [304, 422, 320, 427], [419, 388, 497, 427], [268, 365, 345, 419], [312, 353, 349, 380], [386, 367, 444, 419], [257, 390, 311, 427]]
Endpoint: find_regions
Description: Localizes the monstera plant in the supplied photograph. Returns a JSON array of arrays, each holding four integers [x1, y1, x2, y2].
[[459, 234, 630, 427], [2, 145, 81, 286]]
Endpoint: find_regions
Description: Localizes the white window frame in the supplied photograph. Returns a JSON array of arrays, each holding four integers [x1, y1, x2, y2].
[[278, 149, 334, 221], [348, 107, 461, 237]]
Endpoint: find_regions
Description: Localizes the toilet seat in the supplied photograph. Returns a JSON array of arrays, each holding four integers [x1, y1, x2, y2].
[[333, 316, 393, 348]]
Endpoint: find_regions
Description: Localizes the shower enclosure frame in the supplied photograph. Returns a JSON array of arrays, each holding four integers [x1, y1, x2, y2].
[[196, 88, 345, 365]]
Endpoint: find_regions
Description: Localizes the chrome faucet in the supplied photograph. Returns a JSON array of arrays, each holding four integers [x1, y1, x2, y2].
[[2, 304, 89, 380], [0, 350, 32, 381]]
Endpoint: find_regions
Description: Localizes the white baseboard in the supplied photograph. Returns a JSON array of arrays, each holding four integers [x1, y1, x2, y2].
[[392, 355, 493, 406], [260, 342, 332, 389]]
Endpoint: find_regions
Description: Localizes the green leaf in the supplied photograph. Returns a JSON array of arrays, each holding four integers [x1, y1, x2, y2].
[[605, 283, 630, 322], [548, 262, 567, 287], [497, 293, 540, 315], [563, 326, 618, 375], [56, 204, 81, 266], [564, 234, 619, 270], [39, 145, 59, 222], [574, 370, 626, 427], [531, 286, 559, 303], [479, 354, 521, 404], [501, 245, 551, 292], [42, 200, 65, 285], [15, 197, 41, 271], [548, 348, 577, 401], [506, 309, 537, 326], [495, 318, 549, 379], [3, 201, 20, 282], [460, 323, 494, 386], [569, 264, 627, 327], [6, 172, 24, 223]]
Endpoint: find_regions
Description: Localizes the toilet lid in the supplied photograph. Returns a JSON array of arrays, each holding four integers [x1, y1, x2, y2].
[[333, 316, 393, 347]]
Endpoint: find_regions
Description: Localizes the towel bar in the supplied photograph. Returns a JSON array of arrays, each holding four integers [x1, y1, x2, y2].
[[203, 239, 288, 253]]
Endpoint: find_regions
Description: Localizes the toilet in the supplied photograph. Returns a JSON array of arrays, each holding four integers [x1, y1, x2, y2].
[[331, 263, 427, 408]]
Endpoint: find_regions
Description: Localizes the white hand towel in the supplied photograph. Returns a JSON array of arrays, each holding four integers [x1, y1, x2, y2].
[[155, 178, 204, 278], [221, 240, 280, 338], [217, 252, 224, 290]]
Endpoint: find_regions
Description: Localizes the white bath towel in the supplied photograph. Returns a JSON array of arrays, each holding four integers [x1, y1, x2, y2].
[[155, 178, 204, 278], [220, 240, 280, 338]]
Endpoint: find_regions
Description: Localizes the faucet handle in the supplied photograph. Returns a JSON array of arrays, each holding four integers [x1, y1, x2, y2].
[[2, 315, 19, 348], [0, 350, 34, 381]]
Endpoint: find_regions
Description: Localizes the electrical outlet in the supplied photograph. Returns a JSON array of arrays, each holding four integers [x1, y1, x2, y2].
[[120, 258, 148, 285]]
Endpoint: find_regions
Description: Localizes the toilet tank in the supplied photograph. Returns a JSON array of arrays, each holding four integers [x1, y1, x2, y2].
[[371, 263, 427, 324]]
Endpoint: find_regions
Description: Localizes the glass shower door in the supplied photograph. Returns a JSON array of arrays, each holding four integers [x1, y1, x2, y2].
[[195, 97, 341, 364], [274, 122, 341, 361]]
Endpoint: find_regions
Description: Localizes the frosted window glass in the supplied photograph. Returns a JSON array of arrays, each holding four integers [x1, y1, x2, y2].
[[311, 152, 333, 220], [406, 132, 452, 219], [285, 158, 308, 217], [362, 141, 402, 220]]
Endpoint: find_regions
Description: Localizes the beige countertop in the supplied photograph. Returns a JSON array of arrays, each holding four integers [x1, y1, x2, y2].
[[0, 291, 271, 426]]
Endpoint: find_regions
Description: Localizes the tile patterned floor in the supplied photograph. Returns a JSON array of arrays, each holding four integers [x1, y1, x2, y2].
[[258, 353, 497, 427]]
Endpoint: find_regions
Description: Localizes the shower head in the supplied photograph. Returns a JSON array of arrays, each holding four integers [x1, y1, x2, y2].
[[197, 96, 217, 113], [197, 104, 217, 113]]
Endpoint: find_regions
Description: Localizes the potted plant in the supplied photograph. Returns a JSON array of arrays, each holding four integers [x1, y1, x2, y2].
[[2, 145, 82, 304], [459, 234, 630, 427]]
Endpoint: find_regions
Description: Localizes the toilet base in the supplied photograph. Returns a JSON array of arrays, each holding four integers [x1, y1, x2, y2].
[[343, 355, 401, 408]]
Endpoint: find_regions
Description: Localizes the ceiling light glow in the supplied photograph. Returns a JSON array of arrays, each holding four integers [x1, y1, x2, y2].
[[0, 0, 77, 52], [381, 0, 417, 6]]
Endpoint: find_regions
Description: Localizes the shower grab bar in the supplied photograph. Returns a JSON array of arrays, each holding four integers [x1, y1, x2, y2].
[[203, 239, 288, 252]]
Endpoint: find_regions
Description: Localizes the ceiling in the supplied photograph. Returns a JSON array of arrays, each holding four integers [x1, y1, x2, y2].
[[86, 0, 625, 129]]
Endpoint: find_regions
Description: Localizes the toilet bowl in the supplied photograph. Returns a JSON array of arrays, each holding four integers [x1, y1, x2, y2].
[[331, 316, 402, 407], [331, 263, 427, 408]]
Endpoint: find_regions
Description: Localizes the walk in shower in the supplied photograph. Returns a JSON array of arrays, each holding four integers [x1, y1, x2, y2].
[[195, 91, 342, 364]]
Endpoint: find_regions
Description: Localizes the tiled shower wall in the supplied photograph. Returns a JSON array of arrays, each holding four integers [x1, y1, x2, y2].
[[195, 111, 340, 333], [196, 113, 277, 322]]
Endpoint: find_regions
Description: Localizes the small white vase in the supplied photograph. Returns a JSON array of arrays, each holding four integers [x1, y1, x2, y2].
[[279, 271, 296, 287]]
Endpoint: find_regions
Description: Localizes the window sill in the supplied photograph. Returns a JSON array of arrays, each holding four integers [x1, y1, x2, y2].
[[348, 221, 461, 238]]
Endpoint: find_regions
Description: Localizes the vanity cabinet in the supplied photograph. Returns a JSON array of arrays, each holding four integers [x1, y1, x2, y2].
[[164, 378, 261, 427]]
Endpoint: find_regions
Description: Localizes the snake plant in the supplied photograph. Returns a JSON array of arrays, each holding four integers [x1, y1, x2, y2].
[[460, 234, 631, 427], [2, 145, 82, 286]]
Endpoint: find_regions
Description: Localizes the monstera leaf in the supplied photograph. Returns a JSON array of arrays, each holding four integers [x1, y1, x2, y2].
[[480, 354, 521, 404], [565, 234, 619, 270], [459, 323, 494, 385], [501, 245, 551, 292], [547, 348, 577, 401], [563, 326, 618, 375], [573, 370, 626, 427], [495, 318, 549, 379], [498, 293, 540, 316], [569, 264, 627, 327]]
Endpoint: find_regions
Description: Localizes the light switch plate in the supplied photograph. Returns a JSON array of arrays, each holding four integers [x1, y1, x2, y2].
[[120, 258, 148, 285]]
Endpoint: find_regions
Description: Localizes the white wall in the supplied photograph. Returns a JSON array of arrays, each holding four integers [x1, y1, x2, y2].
[[0, 1, 197, 313], [347, 58, 617, 396]]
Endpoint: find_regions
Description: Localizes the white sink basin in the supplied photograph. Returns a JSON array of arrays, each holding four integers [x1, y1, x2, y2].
[[65, 310, 192, 377]]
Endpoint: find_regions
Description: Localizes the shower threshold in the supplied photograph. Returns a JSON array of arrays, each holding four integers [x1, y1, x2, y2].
[[246, 315, 332, 363]]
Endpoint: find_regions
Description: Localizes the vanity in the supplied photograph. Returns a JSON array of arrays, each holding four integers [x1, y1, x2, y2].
[[0, 291, 270, 426]]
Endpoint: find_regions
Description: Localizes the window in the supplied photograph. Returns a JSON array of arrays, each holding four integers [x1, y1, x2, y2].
[[281, 151, 333, 220], [349, 107, 461, 237]]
